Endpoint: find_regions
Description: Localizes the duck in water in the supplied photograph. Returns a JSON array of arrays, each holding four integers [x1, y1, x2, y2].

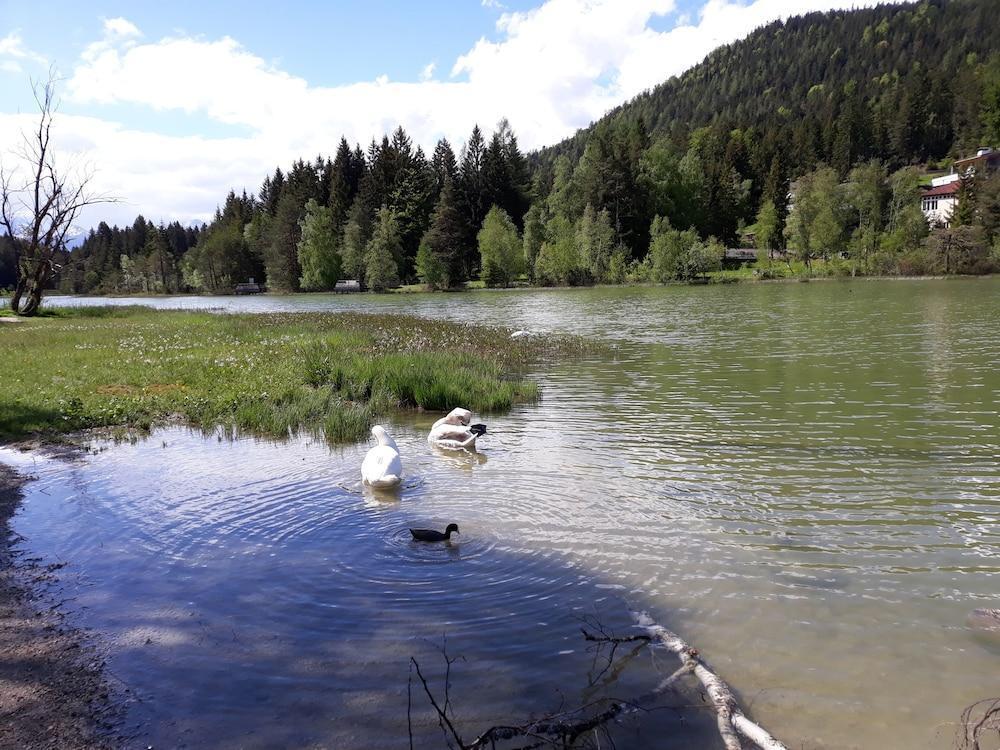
[[409, 523, 460, 542]]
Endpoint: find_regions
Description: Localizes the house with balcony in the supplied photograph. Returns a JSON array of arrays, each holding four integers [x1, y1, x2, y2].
[[920, 147, 998, 227]]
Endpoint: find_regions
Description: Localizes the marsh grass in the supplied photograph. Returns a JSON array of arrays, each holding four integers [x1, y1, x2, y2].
[[0, 306, 586, 444]]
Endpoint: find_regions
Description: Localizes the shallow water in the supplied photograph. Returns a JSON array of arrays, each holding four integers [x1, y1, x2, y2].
[[4, 278, 1000, 749]]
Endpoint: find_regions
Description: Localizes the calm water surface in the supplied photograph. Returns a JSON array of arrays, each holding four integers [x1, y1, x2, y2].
[[3, 278, 999, 749]]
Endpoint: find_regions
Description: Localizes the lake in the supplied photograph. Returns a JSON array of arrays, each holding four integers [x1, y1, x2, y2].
[[3, 278, 999, 748]]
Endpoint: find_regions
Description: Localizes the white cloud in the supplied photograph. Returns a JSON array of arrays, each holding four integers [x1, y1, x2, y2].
[[0, 31, 47, 67], [103, 17, 142, 39], [6, 0, 895, 225], [1, 60, 22, 74]]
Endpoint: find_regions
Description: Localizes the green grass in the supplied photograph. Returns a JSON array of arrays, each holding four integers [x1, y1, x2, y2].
[[0, 306, 588, 444]]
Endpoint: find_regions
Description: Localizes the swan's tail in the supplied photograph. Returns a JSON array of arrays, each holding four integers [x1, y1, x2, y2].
[[368, 475, 401, 489]]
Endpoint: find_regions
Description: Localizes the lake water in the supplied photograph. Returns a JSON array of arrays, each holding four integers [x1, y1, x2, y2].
[[3, 278, 999, 749]]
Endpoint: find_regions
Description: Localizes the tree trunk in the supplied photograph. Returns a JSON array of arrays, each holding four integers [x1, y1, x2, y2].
[[13, 260, 52, 317], [19, 283, 43, 316], [9, 277, 26, 314]]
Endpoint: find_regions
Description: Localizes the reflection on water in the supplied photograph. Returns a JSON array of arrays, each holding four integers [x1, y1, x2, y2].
[[4, 278, 1000, 749], [1, 429, 717, 750]]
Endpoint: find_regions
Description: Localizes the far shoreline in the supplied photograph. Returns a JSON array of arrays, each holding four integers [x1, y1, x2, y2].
[[3, 270, 997, 308]]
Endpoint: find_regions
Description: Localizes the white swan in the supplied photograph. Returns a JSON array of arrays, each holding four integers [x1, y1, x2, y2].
[[428, 407, 487, 451], [510, 330, 533, 339], [361, 425, 402, 489]]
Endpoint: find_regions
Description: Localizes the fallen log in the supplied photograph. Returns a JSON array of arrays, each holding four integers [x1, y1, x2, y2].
[[634, 611, 788, 750]]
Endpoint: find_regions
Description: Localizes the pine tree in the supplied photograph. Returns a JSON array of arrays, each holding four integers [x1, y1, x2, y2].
[[498, 119, 531, 226], [420, 177, 468, 289], [327, 138, 358, 230], [431, 139, 459, 195], [264, 190, 305, 291], [459, 125, 488, 273], [981, 55, 1000, 146], [390, 144, 436, 281]]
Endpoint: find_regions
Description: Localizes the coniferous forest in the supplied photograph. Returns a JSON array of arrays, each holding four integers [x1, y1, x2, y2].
[[7, 0, 1000, 295]]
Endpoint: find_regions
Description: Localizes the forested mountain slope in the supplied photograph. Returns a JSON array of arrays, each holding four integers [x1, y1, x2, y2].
[[538, 0, 999, 173]]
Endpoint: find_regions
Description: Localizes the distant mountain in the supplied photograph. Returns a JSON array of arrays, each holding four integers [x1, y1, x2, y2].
[[536, 0, 1000, 172]]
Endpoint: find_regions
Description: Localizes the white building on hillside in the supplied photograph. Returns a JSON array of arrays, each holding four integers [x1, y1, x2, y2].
[[920, 147, 999, 227], [921, 179, 959, 226]]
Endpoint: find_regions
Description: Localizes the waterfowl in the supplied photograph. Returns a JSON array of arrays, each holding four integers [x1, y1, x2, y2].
[[361, 425, 402, 489], [428, 407, 487, 451], [510, 330, 532, 339], [409, 523, 459, 542]]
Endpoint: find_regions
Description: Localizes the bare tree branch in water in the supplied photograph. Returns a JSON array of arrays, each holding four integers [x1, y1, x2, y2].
[[957, 699, 1000, 750], [407, 613, 789, 750], [633, 612, 788, 750]]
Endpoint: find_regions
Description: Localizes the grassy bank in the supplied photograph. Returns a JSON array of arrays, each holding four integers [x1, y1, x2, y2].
[[0, 307, 585, 444]]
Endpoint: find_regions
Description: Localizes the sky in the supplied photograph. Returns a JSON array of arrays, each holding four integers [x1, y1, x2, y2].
[[0, 0, 894, 229]]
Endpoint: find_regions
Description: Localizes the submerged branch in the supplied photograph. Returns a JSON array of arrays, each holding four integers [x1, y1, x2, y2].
[[633, 611, 788, 750], [410, 615, 789, 750], [957, 698, 1000, 750]]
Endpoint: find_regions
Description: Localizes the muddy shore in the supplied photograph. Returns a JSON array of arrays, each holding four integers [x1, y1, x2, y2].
[[0, 463, 119, 749]]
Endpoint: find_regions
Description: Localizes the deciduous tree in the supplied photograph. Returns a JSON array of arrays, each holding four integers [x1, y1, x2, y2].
[[478, 206, 522, 288]]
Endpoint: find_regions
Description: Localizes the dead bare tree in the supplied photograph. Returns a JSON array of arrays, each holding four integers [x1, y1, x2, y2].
[[1, 71, 116, 316]]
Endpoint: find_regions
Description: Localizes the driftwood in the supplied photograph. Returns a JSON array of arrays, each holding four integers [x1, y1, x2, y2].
[[957, 698, 1000, 750], [633, 611, 787, 750], [407, 612, 789, 750]]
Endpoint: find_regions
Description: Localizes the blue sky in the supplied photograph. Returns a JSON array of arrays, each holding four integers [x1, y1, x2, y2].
[[0, 0, 891, 227]]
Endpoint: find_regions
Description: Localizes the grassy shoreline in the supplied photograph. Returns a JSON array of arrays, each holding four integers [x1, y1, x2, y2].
[[0, 306, 585, 445], [7, 265, 993, 305]]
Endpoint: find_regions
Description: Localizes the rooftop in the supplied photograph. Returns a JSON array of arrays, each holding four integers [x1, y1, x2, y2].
[[922, 182, 960, 198]]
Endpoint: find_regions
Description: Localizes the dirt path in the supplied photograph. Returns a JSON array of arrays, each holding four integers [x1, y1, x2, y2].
[[0, 463, 120, 749]]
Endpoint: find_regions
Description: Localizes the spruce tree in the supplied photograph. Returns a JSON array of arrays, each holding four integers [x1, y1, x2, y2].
[[420, 177, 468, 289], [431, 139, 459, 195], [459, 125, 488, 273]]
